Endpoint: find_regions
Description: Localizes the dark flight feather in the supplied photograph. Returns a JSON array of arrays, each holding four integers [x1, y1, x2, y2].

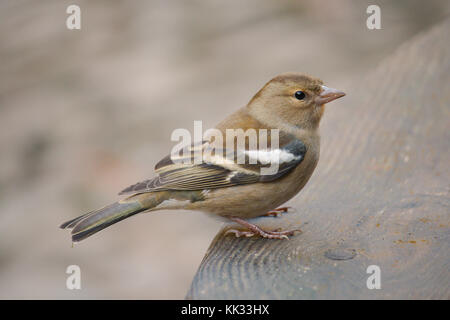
[[119, 138, 306, 195]]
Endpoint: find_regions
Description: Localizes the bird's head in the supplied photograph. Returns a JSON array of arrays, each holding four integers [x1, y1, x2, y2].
[[247, 72, 345, 131]]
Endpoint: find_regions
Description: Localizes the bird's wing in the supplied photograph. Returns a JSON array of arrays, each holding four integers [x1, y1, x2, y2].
[[118, 138, 306, 195]]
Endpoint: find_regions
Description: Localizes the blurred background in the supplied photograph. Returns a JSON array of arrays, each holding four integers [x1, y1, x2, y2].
[[0, 0, 449, 299]]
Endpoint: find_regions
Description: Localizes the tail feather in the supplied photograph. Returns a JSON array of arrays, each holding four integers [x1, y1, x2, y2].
[[60, 211, 94, 229], [60, 192, 168, 242]]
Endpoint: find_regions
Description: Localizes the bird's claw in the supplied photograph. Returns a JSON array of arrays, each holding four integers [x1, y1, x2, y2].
[[225, 229, 256, 238], [264, 207, 292, 217], [225, 227, 301, 240], [226, 216, 301, 240]]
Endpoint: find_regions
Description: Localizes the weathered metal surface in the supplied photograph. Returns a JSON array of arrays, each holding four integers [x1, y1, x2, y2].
[[187, 18, 450, 299]]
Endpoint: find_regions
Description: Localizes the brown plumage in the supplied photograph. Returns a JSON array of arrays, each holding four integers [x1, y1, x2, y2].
[[60, 72, 345, 241]]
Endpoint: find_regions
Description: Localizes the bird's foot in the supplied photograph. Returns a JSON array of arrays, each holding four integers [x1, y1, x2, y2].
[[225, 216, 301, 240], [226, 228, 301, 240], [264, 206, 292, 217], [225, 229, 257, 238]]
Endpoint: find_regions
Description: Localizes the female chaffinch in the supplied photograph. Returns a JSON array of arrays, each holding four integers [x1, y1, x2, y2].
[[61, 73, 345, 241]]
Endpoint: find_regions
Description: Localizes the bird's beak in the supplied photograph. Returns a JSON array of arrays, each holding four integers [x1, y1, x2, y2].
[[315, 85, 345, 105]]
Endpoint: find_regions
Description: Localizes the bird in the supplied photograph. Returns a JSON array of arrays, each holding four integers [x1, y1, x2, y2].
[[60, 72, 345, 242]]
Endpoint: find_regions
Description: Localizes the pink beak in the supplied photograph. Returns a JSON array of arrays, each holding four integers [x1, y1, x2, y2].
[[315, 85, 345, 105]]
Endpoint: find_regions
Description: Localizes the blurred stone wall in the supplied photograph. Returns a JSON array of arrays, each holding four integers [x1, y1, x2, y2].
[[0, 0, 449, 298]]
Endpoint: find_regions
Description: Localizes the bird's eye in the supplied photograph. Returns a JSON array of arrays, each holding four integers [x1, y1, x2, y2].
[[294, 91, 305, 100]]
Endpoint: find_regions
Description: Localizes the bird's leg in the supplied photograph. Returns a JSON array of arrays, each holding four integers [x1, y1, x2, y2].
[[225, 216, 301, 240], [264, 206, 291, 217]]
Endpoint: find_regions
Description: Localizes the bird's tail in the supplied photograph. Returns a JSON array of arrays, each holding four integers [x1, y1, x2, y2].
[[60, 192, 169, 242]]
